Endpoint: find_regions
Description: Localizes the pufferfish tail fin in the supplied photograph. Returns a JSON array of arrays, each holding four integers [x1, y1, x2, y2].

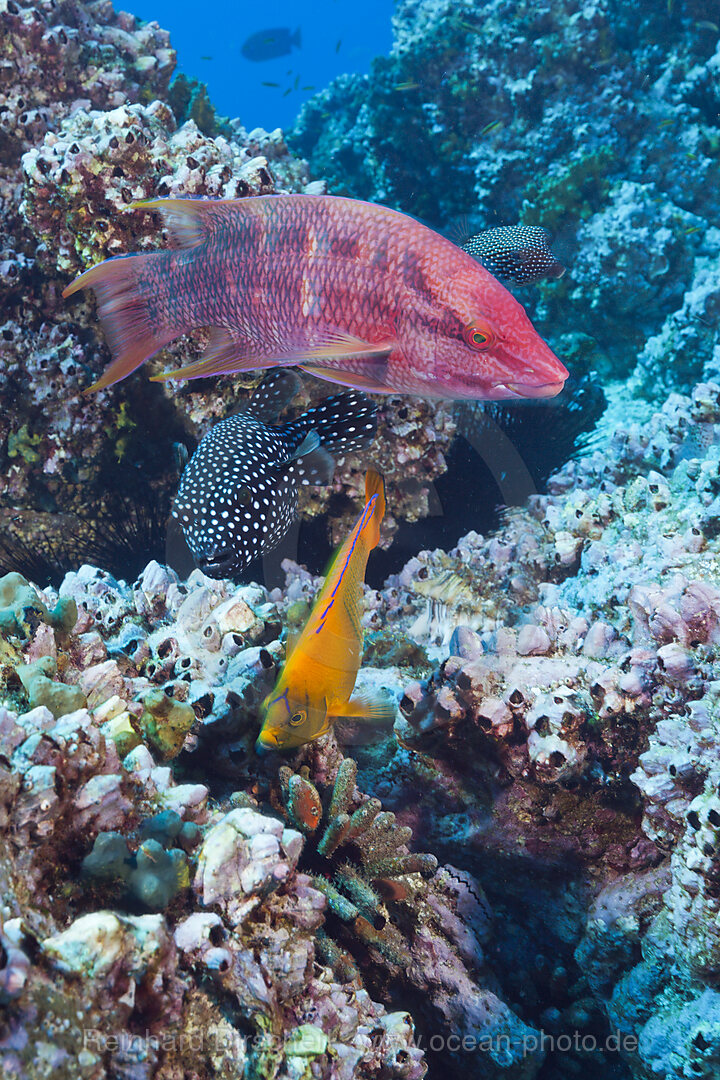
[[363, 470, 385, 550], [63, 253, 177, 394]]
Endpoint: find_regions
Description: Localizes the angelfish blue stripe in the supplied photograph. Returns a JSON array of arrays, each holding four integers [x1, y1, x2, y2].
[[315, 495, 377, 634], [270, 686, 291, 716]]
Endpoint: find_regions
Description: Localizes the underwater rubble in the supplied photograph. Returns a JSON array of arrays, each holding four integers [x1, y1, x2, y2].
[[0, 560, 431, 1078]]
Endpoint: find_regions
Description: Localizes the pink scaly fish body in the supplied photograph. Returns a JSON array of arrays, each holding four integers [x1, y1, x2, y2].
[[63, 194, 568, 400]]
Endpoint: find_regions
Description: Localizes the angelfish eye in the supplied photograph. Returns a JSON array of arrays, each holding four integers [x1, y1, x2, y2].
[[289, 711, 306, 727], [464, 320, 495, 350]]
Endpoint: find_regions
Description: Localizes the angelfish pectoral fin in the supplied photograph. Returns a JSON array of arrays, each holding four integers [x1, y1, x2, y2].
[[331, 694, 397, 724], [284, 628, 301, 657]]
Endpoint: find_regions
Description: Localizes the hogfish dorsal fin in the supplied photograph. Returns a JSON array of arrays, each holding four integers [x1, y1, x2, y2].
[[130, 196, 264, 249]]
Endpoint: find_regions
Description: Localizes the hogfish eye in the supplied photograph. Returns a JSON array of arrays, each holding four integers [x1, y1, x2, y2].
[[289, 711, 306, 727], [464, 319, 495, 350]]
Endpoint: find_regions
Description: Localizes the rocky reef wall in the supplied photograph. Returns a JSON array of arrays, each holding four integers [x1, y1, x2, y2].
[[2, 1, 720, 1079]]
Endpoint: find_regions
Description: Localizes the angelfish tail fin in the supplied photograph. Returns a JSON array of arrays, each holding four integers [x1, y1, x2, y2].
[[63, 253, 178, 394], [363, 469, 385, 550]]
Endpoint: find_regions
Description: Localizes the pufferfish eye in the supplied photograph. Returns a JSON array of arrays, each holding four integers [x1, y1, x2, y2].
[[464, 319, 496, 350], [289, 711, 306, 726]]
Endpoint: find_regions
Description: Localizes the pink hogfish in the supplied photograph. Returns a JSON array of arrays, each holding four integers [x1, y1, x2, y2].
[[63, 194, 569, 400]]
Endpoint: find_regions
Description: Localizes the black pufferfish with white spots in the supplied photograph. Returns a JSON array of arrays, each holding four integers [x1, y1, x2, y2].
[[461, 224, 565, 285], [172, 369, 377, 579]]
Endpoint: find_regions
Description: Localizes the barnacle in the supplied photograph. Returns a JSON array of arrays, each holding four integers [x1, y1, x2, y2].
[[275, 757, 438, 986]]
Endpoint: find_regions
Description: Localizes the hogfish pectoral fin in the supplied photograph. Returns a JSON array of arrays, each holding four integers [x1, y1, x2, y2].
[[332, 693, 396, 724], [152, 330, 394, 385], [151, 327, 275, 382], [302, 330, 395, 359]]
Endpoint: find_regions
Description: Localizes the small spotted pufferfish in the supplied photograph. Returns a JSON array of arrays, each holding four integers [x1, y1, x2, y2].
[[171, 368, 377, 579]]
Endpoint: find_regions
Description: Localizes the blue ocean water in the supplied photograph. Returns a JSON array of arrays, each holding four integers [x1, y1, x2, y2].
[[129, 0, 395, 131]]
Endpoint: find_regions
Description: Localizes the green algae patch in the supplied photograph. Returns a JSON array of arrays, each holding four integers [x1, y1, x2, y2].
[[98, 712, 142, 758], [520, 147, 616, 231], [7, 423, 42, 464], [0, 571, 77, 639], [17, 657, 87, 719], [138, 689, 195, 760], [285, 1024, 328, 1058]]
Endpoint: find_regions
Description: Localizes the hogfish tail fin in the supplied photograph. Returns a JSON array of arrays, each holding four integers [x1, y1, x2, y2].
[[63, 252, 181, 394], [363, 469, 385, 550]]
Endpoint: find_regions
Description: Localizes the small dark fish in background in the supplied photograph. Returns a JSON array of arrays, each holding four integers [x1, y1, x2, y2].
[[241, 27, 301, 62], [461, 224, 566, 285], [172, 369, 377, 580]]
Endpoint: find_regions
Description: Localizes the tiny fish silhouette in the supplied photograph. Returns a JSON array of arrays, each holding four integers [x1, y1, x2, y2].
[[241, 27, 301, 62], [172, 369, 377, 579], [462, 224, 565, 285], [63, 194, 568, 401], [257, 469, 393, 751]]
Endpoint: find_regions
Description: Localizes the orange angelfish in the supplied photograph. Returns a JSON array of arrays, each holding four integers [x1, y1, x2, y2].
[[256, 469, 393, 751]]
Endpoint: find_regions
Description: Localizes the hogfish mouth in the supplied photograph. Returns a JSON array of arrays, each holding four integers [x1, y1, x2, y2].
[[493, 379, 567, 400]]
